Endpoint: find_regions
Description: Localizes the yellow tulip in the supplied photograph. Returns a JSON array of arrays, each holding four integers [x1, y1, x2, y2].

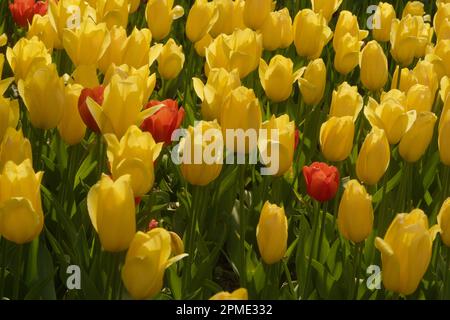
[[391, 66, 418, 92], [0, 34, 6, 47], [145, 0, 184, 41], [18, 63, 65, 130], [311, 0, 343, 22], [433, 40, 450, 78], [399, 111, 437, 163], [320, 116, 354, 162], [375, 209, 439, 295], [381, 89, 407, 105], [0, 128, 32, 172], [260, 8, 293, 51], [179, 120, 223, 186], [193, 68, 241, 120], [122, 228, 187, 299], [337, 180, 373, 243], [105, 125, 162, 197], [194, 33, 213, 57], [405, 84, 434, 112], [258, 114, 295, 177], [209, 0, 234, 37], [186, 0, 218, 43], [333, 10, 368, 50], [220, 86, 262, 154], [6, 36, 52, 80], [0, 79, 19, 141], [438, 106, 450, 165], [372, 2, 396, 42], [63, 19, 110, 67], [129, 0, 141, 13], [293, 9, 333, 60], [424, 53, 447, 82], [27, 14, 60, 51], [57, 84, 86, 146], [71, 64, 99, 87], [259, 55, 296, 102], [87, 174, 136, 252], [356, 127, 390, 185], [210, 288, 248, 300], [243, 0, 272, 30], [434, 3, 450, 41], [329, 82, 363, 120], [96, 0, 129, 29], [438, 198, 450, 246], [402, 1, 425, 18], [232, 0, 246, 31], [413, 60, 439, 98], [150, 39, 185, 80], [334, 33, 362, 75], [256, 201, 288, 264], [297, 58, 326, 106], [0, 159, 44, 244], [122, 27, 152, 69], [441, 76, 450, 103], [97, 26, 127, 73], [360, 40, 388, 92]]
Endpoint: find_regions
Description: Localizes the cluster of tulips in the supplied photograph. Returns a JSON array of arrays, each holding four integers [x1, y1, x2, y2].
[[1, 0, 450, 300]]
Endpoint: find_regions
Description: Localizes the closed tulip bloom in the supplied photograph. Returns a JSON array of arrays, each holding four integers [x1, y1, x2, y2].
[[87, 174, 136, 252], [209, 0, 234, 37], [258, 114, 295, 176], [96, 0, 129, 29], [434, 3, 450, 41], [122, 27, 152, 69], [27, 14, 60, 51], [311, 0, 343, 22], [433, 40, 450, 78], [303, 162, 340, 202], [293, 9, 333, 60], [145, 0, 184, 41], [243, 0, 272, 30], [372, 2, 396, 42], [405, 84, 433, 112], [57, 84, 85, 145], [151, 39, 185, 80], [334, 33, 362, 75], [425, 53, 447, 82], [391, 66, 419, 92], [256, 201, 288, 264], [260, 8, 293, 51], [364, 97, 416, 145], [186, 0, 218, 43], [18, 63, 65, 130], [210, 288, 248, 300], [297, 58, 326, 106], [413, 60, 439, 98], [122, 228, 187, 299], [193, 68, 241, 120], [360, 41, 388, 92], [333, 10, 368, 50], [180, 120, 223, 186], [402, 1, 425, 18], [438, 108, 450, 165], [320, 116, 354, 162], [105, 125, 162, 197], [375, 209, 439, 295], [329, 82, 363, 120], [0, 159, 44, 244], [399, 111, 437, 163], [232, 0, 245, 30], [6, 36, 51, 80], [259, 55, 296, 102], [141, 99, 185, 145], [337, 180, 373, 243], [220, 86, 262, 154], [0, 128, 32, 172], [438, 199, 450, 246], [356, 127, 390, 185]]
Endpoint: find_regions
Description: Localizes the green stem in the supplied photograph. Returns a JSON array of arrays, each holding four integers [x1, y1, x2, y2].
[[13, 245, 24, 300], [302, 201, 320, 299], [316, 202, 328, 262], [283, 259, 296, 299], [351, 242, 364, 300]]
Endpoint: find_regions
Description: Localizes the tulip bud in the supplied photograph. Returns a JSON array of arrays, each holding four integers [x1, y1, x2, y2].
[[402, 1, 425, 18], [0, 159, 44, 244], [98, 26, 127, 73], [243, 0, 272, 30], [186, 0, 218, 43], [438, 198, 450, 247], [434, 3, 450, 41], [122, 27, 152, 69], [333, 10, 368, 50], [293, 9, 333, 60], [438, 108, 450, 165], [96, 0, 129, 29], [334, 33, 362, 75], [260, 8, 293, 51], [372, 2, 396, 42], [320, 116, 354, 162], [391, 66, 418, 92], [413, 60, 439, 98], [209, 0, 234, 37], [375, 209, 439, 295], [329, 82, 363, 120], [27, 14, 60, 51], [259, 55, 296, 102], [210, 288, 248, 300], [337, 180, 373, 243], [311, 0, 343, 22], [87, 174, 136, 252], [152, 39, 185, 80], [399, 111, 437, 163], [18, 63, 65, 130], [302, 162, 340, 202], [356, 127, 390, 185], [193, 68, 241, 120], [297, 58, 326, 106], [122, 228, 187, 299], [179, 120, 223, 186], [256, 201, 288, 264], [145, 0, 184, 41], [58, 84, 86, 145], [405, 84, 434, 112], [360, 40, 388, 92], [220, 86, 262, 154], [0, 128, 32, 172]]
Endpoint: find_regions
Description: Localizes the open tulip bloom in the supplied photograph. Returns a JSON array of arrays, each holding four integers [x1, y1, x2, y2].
[[1, 0, 450, 304]]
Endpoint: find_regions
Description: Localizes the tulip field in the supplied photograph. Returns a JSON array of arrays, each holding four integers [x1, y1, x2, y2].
[[1, 0, 450, 302]]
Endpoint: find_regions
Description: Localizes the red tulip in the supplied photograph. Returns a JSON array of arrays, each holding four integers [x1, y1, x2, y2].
[[148, 219, 159, 231], [9, 0, 48, 28], [141, 99, 185, 145], [78, 86, 105, 133], [302, 162, 340, 202]]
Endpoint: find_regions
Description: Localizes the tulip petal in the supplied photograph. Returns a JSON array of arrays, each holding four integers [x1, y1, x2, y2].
[[192, 77, 205, 101]]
